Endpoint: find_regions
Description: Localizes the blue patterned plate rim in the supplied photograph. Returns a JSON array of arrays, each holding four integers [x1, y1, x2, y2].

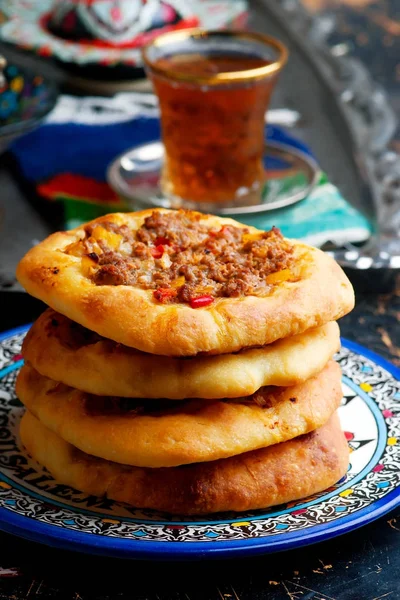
[[0, 325, 399, 560]]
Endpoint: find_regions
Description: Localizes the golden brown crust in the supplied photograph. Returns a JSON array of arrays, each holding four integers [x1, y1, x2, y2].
[[16, 361, 342, 468], [20, 411, 349, 515], [23, 309, 341, 399], [16, 209, 354, 356]]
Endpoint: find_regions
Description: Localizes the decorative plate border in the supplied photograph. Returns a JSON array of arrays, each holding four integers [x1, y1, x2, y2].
[[0, 326, 399, 559]]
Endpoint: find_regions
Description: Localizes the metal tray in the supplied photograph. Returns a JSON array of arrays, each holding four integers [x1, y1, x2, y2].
[[250, 0, 397, 225], [0, 0, 398, 292]]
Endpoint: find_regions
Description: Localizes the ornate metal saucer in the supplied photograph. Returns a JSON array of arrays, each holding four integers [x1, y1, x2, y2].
[[107, 138, 320, 216]]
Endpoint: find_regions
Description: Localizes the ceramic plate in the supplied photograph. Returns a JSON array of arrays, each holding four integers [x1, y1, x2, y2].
[[0, 326, 399, 559]]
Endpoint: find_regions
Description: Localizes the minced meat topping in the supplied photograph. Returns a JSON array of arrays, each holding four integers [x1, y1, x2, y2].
[[65, 210, 295, 306]]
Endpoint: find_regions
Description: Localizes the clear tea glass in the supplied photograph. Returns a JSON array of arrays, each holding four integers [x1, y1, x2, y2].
[[142, 29, 288, 209]]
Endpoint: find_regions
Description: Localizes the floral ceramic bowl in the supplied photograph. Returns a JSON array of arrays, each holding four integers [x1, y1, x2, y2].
[[0, 59, 58, 153]]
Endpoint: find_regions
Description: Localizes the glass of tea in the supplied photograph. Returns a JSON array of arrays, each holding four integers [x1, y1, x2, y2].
[[142, 29, 288, 209]]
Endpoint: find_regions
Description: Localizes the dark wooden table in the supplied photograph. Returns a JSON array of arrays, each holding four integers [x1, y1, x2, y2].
[[1, 1, 400, 598]]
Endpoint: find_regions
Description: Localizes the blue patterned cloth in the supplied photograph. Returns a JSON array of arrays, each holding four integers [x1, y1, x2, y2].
[[10, 93, 372, 246]]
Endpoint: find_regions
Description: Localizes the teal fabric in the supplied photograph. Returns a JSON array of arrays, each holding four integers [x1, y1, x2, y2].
[[237, 177, 372, 246]]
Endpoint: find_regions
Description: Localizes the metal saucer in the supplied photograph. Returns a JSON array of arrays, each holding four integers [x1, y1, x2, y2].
[[107, 139, 321, 216]]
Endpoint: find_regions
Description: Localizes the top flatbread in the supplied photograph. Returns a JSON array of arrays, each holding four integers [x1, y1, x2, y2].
[[16, 209, 354, 356]]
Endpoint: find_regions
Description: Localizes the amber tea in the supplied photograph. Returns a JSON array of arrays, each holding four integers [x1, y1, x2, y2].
[[152, 54, 274, 204], [143, 30, 288, 208]]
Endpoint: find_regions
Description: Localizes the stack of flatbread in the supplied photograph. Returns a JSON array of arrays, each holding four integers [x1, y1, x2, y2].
[[16, 209, 354, 514]]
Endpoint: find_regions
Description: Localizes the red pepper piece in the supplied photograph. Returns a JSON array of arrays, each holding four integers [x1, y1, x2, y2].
[[189, 295, 214, 309], [151, 244, 164, 259], [154, 236, 170, 246], [153, 288, 177, 303]]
